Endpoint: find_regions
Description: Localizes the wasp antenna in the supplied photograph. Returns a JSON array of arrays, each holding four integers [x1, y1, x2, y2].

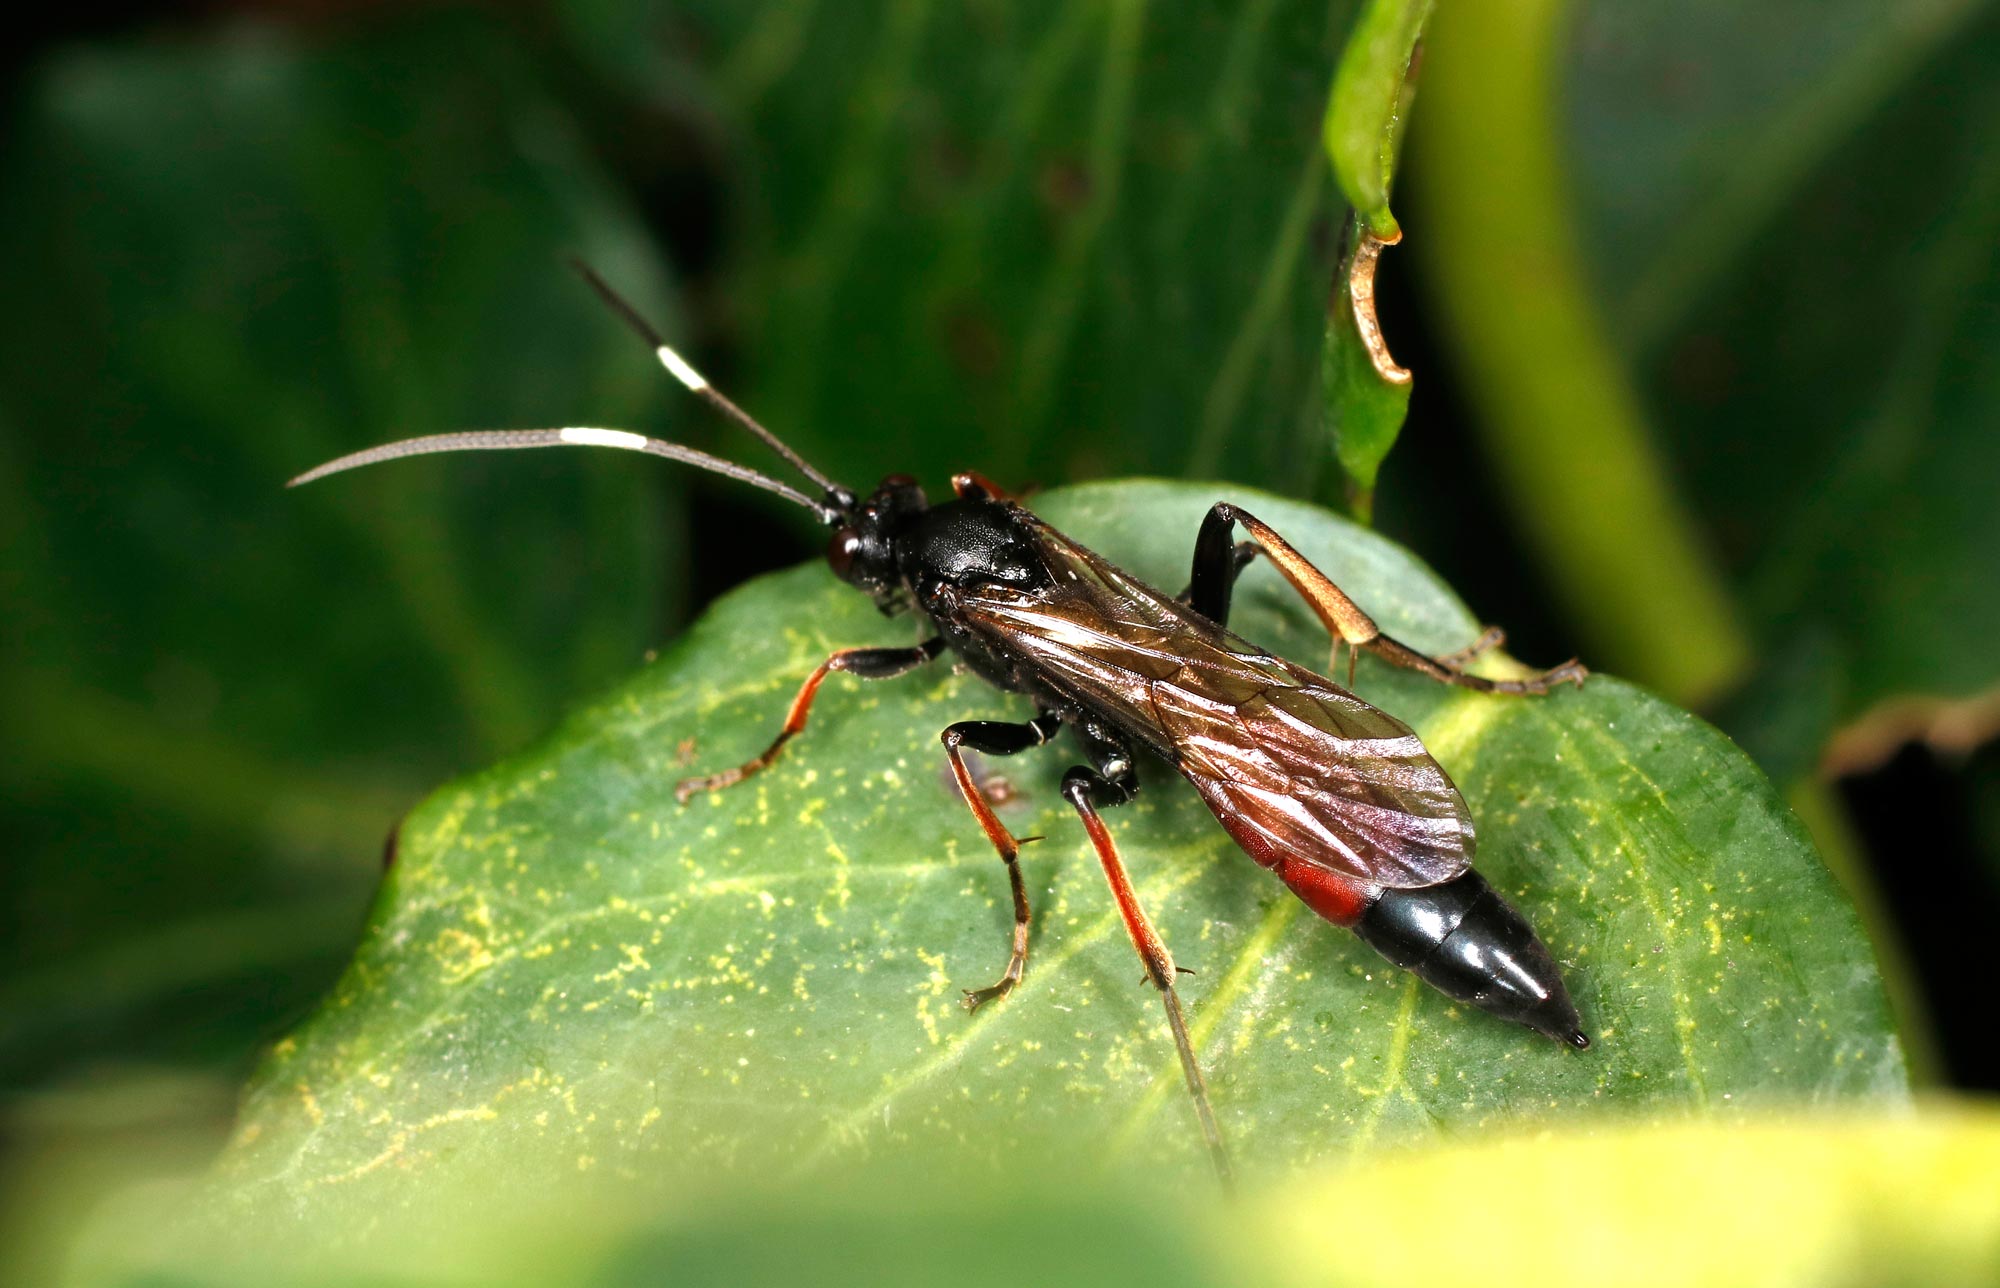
[[287, 427, 840, 522], [568, 259, 848, 503], [564, 255, 669, 349]]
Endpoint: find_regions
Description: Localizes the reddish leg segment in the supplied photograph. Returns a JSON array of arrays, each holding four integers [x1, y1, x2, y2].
[[674, 639, 943, 803], [943, 715, 1062, 1010], [1062, 766, 1232, 1188], [950, 471, 1016, 501]]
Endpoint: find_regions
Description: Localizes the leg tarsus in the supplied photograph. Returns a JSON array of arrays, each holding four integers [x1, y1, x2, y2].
[[1370, 632, 1589, 695], [1439, 625, 1506, 669], [959, 846, 1029, 1013], [961, 977, 1017, 1012], [1157, 981, 1232, 1192]]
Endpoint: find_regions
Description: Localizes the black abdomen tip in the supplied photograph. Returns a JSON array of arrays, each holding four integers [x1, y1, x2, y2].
[[1355, 871, 1584, 1046]]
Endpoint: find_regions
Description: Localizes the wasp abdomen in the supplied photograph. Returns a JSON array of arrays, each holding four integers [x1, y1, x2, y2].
[[1354, 872, 1588, 1048]]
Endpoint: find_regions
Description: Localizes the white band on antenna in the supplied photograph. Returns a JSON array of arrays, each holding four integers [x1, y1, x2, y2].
[[558, 427, 650, 450], [655, 345, 711, 392]]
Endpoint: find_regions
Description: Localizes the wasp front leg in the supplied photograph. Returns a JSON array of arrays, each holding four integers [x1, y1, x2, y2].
[[942, 712, 1065, 1010], [675, 639, 945, 803], [1191, 503, 1586, 694]]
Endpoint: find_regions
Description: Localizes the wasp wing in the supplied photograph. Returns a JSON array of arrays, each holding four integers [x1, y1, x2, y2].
[[951, 517, 1472, 889]]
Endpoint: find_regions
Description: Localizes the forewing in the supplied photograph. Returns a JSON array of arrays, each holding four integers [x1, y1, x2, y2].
[[1157, 668, 1474, 888], [954, 521, 1473, 888]]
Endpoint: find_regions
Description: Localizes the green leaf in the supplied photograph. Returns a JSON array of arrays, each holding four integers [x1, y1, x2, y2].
[[1318, 0, 1431, 522], [1564, 0, 1986, 359], [1320, 225, 1412, 523], [199, 481, 1902, 1225], [0, 13, 676, 1080], [1312, 0, 1424, 520], [1322, 0, 1431, 238], [1238, 1110, 2000, 1288], [555, 0, 1355, 492], [85, 1109, 2000, 1284]]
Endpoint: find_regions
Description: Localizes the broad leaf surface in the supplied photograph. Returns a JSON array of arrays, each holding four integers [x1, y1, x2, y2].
[[209, 482, 1903, 1223], [0, 14, 677, 1081], [1562, 1, 2000, 770]]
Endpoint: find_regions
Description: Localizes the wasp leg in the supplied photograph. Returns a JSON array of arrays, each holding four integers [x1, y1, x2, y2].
[[1061, 751, 1232, 1188], [1180, 538, 1258, 616], [1192, 502, 1586, 694], [945, 712, 1065, 1011], [1437, 625, 1507, 669], [675, 639, 945, 803], [950, 470, 1015, 501]]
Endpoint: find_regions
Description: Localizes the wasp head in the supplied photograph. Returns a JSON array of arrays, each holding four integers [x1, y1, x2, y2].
[[826, 474, 928, 611]]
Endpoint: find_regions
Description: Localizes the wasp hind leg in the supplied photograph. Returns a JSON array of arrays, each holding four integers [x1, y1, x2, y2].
[[943, 712, 1065, 1011], [1061, 729, 1232, 1187], [1190, 502, 1585, 694], [1179, 539, 1256, 613], [675, 639, 945, 803]]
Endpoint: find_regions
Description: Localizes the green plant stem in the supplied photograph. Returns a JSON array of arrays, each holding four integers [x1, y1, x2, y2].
[[1408, 0, 1745, 706]]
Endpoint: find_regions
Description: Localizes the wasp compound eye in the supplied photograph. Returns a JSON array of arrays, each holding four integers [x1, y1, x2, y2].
[[827, 526, 865, 583]]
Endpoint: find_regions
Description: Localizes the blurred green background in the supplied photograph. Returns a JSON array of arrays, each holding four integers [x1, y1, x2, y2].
[[2, 0, 1999, 1280]]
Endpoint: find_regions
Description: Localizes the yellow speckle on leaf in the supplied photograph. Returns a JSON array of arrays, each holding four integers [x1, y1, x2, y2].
[[913, 947, 951, 1045], [434, 927, 496, 983]]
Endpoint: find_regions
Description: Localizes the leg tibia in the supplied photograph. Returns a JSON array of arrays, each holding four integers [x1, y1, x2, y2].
[[1060, 765, 1231, 1185], [1062, 768, 1172, 986], [674, 639, 943, 803]]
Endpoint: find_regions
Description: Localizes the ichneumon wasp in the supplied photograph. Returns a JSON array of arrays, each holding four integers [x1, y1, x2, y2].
[[291, 266, 1592, 1184]]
